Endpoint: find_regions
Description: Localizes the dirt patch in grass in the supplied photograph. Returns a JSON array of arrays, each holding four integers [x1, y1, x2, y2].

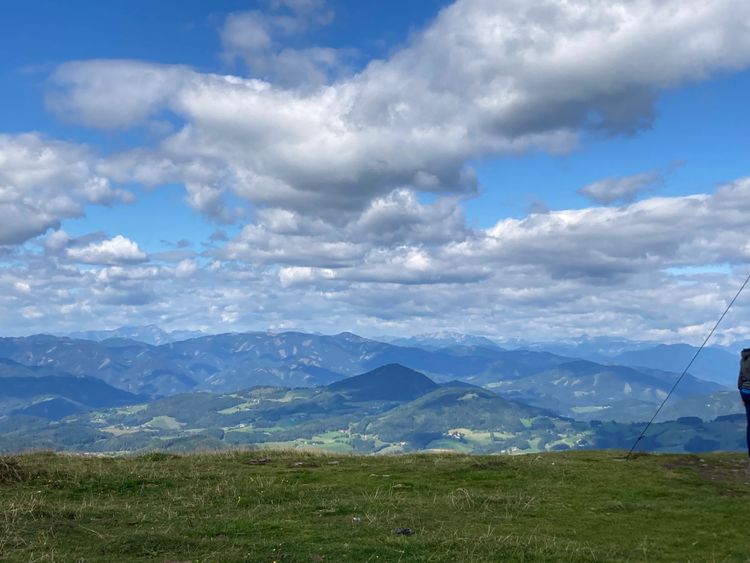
[[662, 454, 702, 470], [663, 455, 750, 487]]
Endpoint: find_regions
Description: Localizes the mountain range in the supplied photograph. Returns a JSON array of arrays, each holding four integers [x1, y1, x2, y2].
[[66, 325, 206, 346], [0, 363, 742, 455], [0, 331, 725, 405], [0, 331, 574, 395], [0, 326, 744, 454], [0, 357, 144, 420], [387, 332, 502, 350], [611, 344, 739, 387], [506, 338, 740, 386]]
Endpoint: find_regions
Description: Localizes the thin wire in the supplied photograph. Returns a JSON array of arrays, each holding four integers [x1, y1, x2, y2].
[[625, 272, 750, 460]]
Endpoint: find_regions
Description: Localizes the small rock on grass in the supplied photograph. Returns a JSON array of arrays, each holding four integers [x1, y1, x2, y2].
[[394, 527, 415, 536], [290, 461, 320, 468], [243, 458, 271, 465]]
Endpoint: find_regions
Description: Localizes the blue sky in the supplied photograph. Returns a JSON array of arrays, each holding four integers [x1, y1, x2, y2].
[[1, 0, 749, 343], [467, 69, 750, 222]]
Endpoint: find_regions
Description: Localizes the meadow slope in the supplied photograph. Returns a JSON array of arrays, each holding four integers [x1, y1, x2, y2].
[[1, 450, 748, 562]]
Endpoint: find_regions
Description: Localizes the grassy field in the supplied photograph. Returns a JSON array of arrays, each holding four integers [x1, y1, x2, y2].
[[1, 450, 749, 562]]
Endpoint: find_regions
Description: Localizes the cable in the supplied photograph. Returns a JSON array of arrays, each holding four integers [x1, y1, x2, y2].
[[625, 272, 750, 460]]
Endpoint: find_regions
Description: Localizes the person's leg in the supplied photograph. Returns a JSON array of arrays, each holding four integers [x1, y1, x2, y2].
[[742, 391, 750, 458]]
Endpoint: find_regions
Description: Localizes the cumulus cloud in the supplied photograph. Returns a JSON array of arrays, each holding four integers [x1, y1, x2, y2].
[[13, 281, 31, 294], [7, 0, 750, 343], [350, 190, 468, 246], [47, 61, 192, 129], [578, 171, 664, 205], [227, 176, 750, 289], [42, 230, 72, 253], [49, 0, 750, 222], [221, 1, 344, 88], [220, 189, 468, 267], [97, 150, 244, 220], [95, 265, 159, 284], [184, 181, 246, 224], [175, 259, 198, 278], [5, 177, 750, 343], [297, 246, 491, 286], [203, 176, 742, 293], [0, 134, 133, 245], [67, 235, 148, 265], [278, 265, 334, 287], [222, 223, 364, 267], [466, 177, 750, 280], [21, 306, 44, 320]]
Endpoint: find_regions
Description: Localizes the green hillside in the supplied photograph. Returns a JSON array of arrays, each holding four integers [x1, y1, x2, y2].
[[0, 380, 745, 455], [1, 450, 749, 562]]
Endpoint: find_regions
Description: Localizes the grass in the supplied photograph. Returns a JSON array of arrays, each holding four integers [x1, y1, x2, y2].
[[1, 450, 749, 562]]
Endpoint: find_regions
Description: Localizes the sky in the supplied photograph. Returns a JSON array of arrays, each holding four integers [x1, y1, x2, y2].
[[1, 0, 750, 344]]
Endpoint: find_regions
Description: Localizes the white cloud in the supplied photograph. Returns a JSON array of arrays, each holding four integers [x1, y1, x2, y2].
[[466, 177, 750, 279], [578, 171, 664, 205], [47, 60, 191, 129], [5, 0, 750, 344], [175, 259, 198, 278], [279, 265, 334, 287], [13, 281, 31, 294], [21, 306, 43, 320], [350, 190, 468, 245], [43, 230, 72, 252], [219, 176, 750, 310], [0, 134, 134, 245], [50, 0, 750, 222], [221, 1, 343, 88], [201, 176, 750, 294], [81, 176, 135, 205], [222, 12, 274, 55], [219, 189, 468, 268], [95, 265, 159, 283], [222, 222, 364, 267], [5, 175, 750, 343], [67, 235, 148, 265], [184, 181, 245, 223]]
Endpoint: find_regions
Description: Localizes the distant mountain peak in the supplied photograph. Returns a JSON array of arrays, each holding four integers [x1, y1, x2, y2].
[[389, 332, 501, 350], [335, 331, 370, 342], [613, 344, 738, 387], [66, 325, 205, 346], [326, 363, 439, 402]]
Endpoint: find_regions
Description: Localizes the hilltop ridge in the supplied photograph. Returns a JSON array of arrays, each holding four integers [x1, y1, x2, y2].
[[326, 363, 439, 401]]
